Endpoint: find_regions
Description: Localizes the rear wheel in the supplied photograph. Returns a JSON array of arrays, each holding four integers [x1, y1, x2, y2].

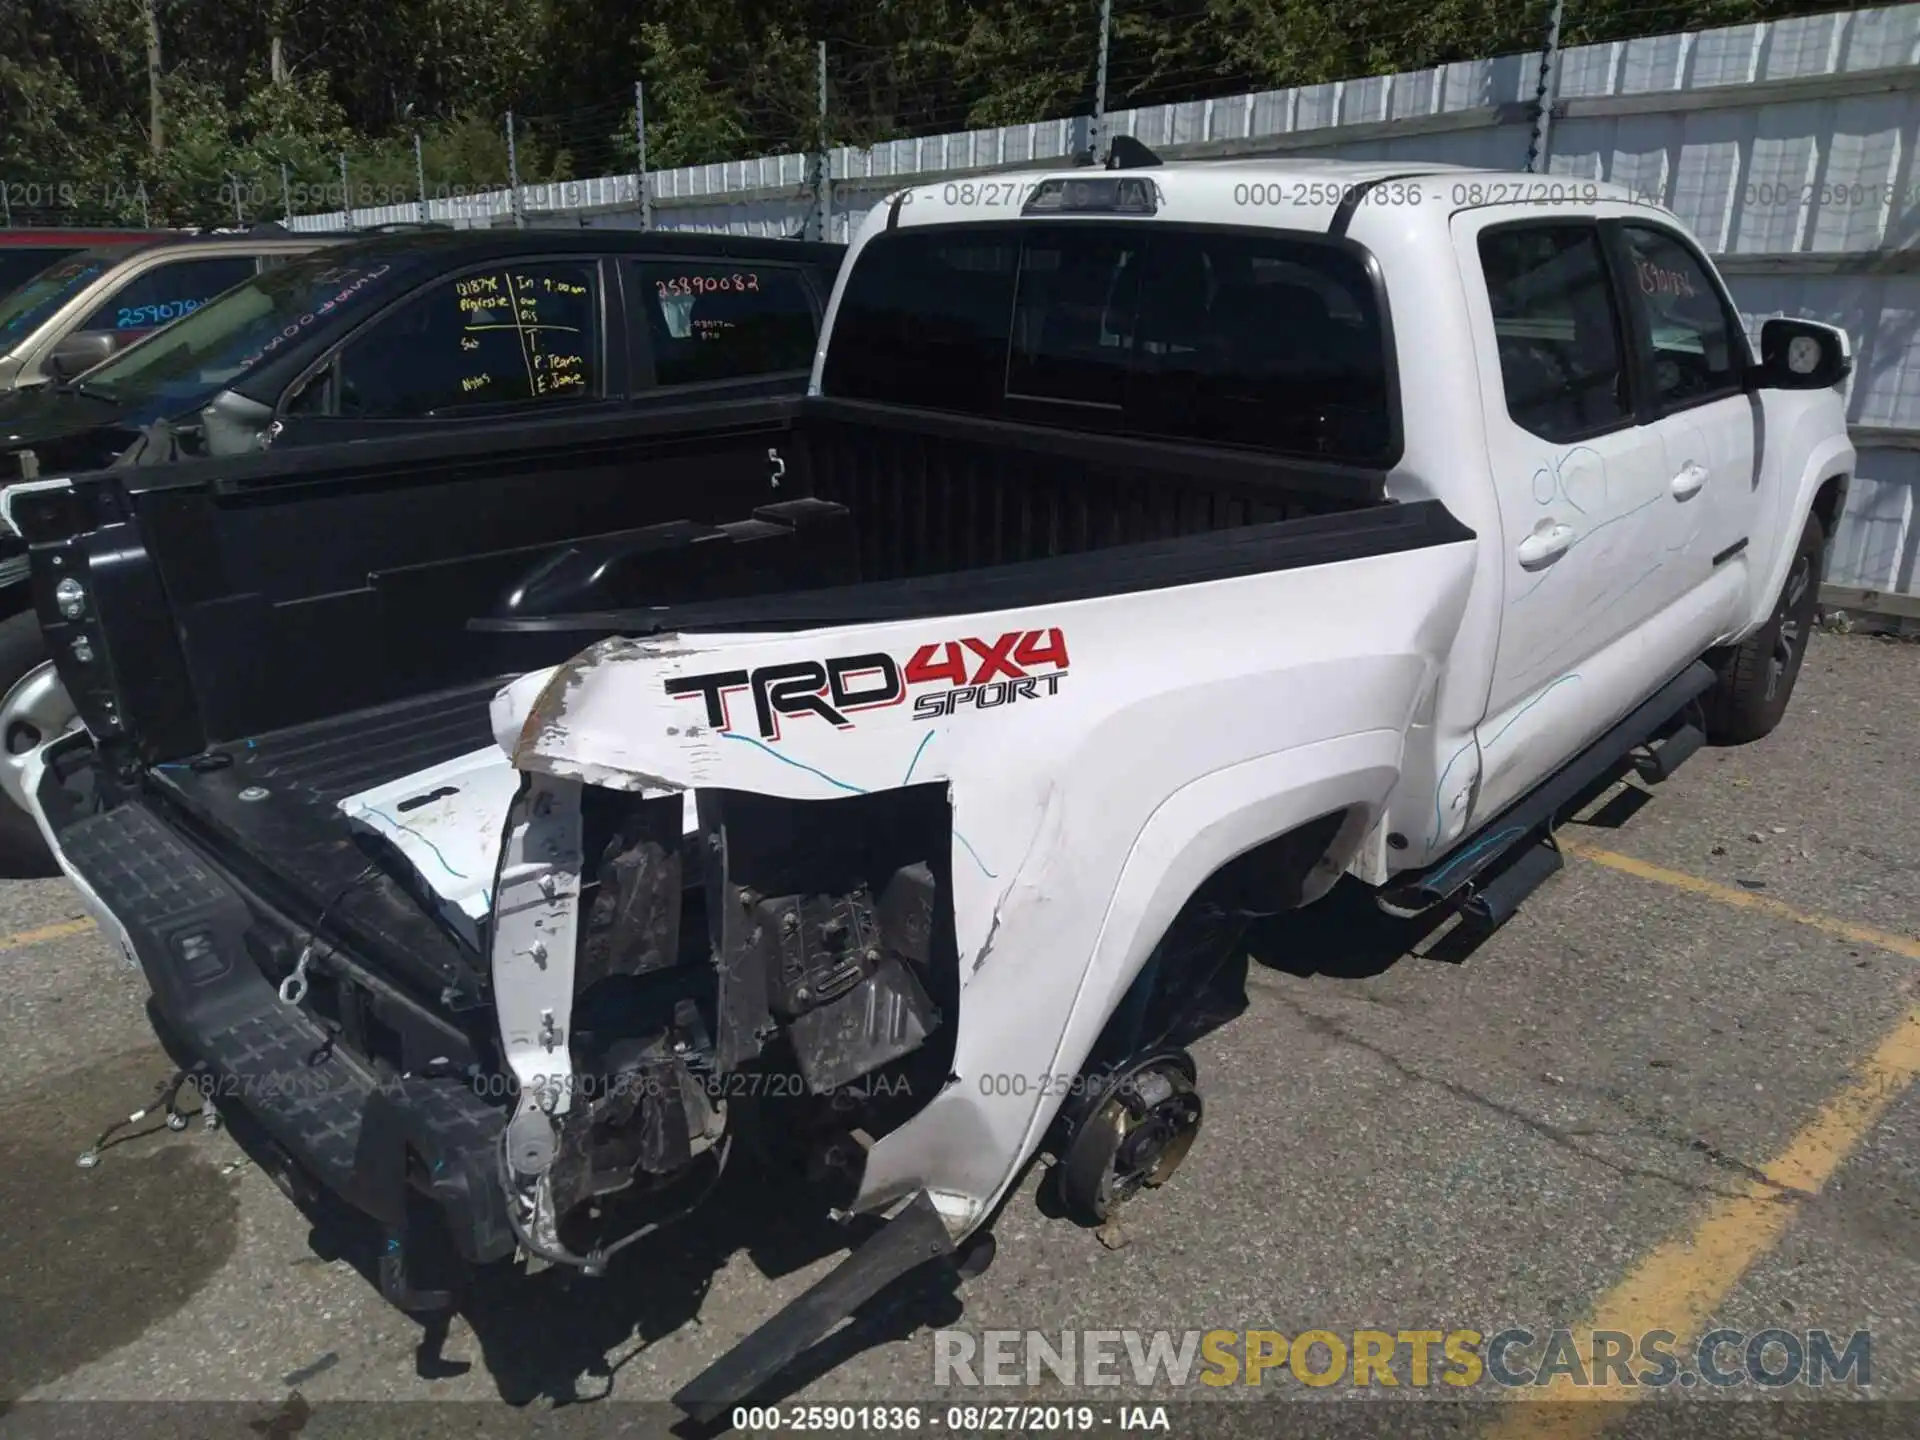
[[1704, 509, 1823, 746], [0, 608, 65, 876]]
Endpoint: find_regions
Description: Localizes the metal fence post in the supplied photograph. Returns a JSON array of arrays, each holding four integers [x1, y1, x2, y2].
[[415, 132, 429, 224], [339, 151, 352, 228], [506, 110, 526, 228], [1092, 0, 1113, 165], [812, 42, 830, 241], [1525, 0, 1566, 173], [635, 80, 653, 229]]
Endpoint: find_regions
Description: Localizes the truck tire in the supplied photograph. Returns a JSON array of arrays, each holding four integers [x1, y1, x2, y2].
[[1704, 509, 1823, 746], [0, 609, 60, 875]]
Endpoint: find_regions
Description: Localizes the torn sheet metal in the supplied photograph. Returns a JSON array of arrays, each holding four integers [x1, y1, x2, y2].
[[339, 748, 521, 950], [490, 538, 1481, 1232], [340, 742, 699, 950]]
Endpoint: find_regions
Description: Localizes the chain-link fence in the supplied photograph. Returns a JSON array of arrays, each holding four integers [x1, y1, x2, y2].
[[0, 0, 1882, 235]]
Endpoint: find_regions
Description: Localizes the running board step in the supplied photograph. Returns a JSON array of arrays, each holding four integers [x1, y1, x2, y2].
[[1636, 721, 1705, 784], [1382, 660, 1717, 915], [672, 1191, 956, 1422], [1459, 837, 1564, 932]]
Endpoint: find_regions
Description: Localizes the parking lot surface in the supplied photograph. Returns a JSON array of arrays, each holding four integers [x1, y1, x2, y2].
[[2, 629, 1916, 1436]]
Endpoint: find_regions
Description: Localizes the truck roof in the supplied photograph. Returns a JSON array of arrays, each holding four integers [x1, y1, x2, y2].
[[877, 156, 1655, 239]]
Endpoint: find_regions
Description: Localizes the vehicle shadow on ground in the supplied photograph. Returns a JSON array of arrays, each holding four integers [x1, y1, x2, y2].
[[209, 841, 1622, 1410], [1242, 875, 1482, 979], [210, 1094, 964, 1412], [449, 1171, 964, 1412]]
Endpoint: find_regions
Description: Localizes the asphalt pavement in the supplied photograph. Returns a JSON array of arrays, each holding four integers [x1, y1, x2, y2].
[[1, 629, 1916, 1439]]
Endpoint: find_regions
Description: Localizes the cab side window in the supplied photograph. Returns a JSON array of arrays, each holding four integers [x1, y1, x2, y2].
[[1478, 224, 1631, 443], [634, 262, 816, 387], [333, 261, 600, 418], [1619, 225, 1745, 413], [77, 254, 258, 339]]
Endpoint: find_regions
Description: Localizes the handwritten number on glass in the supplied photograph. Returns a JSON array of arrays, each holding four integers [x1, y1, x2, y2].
[[655, 271, 761, 298]]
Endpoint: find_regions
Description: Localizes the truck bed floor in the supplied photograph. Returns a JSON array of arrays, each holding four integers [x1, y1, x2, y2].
[[146, 678, 508, 1000]]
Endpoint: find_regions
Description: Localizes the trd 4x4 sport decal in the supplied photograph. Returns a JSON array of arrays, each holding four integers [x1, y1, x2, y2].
[[665, 628, 1070, 741]]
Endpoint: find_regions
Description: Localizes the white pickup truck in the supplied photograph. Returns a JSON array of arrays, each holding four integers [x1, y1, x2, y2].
[[9, 154, 1852, 1414]]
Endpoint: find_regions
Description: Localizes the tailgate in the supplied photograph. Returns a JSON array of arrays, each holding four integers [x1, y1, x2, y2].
[[143, 678, 505, 1001]]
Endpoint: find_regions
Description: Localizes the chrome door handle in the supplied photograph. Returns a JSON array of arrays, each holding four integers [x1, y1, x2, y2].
[[1517, 521, 1576, 570], [1671, 462, 1706, 501]]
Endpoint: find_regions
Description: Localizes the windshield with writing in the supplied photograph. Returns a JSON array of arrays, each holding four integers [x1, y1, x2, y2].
[[75, 254, 404, 422], [0, 251, 114, 346]]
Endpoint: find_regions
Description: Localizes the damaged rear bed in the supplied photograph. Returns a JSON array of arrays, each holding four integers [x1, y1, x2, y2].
[[470, 498, 1472, 1278], [12, 195, 1483, 1409], [19, 404, 1471, 1391]]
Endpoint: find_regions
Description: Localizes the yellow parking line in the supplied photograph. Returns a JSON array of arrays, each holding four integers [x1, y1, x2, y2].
[[1483, 1005, 1920, 1433], [0, 915, 97, 953], [1560, 839, 1920, 962], [1483, 845, 1920, 1434]]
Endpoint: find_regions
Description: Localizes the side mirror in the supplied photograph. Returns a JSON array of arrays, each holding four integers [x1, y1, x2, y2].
[[1753, 318, 1851, 391], [46, 331, 118, 382]]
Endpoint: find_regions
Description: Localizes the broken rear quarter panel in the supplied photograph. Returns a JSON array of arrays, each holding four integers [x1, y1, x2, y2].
[[500, 533, 1479, 1220]]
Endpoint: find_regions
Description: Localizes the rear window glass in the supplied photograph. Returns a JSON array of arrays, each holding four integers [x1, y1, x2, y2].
[[822, 223, 1394, 465], [634, 261, 817, 386]]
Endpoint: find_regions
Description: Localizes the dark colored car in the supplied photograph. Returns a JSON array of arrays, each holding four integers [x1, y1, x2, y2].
[[0, 225, 844, 867], [1, 226, 844, 475]]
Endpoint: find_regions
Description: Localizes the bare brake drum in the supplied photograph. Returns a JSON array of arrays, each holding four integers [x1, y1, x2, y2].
[[1054, 1048, 1203, 1225]]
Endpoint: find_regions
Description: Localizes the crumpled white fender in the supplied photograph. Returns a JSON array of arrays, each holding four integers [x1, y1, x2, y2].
[[490, 539, 1476, 1228]]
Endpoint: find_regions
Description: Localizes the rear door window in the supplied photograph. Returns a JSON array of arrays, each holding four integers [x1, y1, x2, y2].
[[1477, 223, 1633, 442], [822, 223, 1394, 465], [331, 260, 600, 418], [632, 260, 817, 387]]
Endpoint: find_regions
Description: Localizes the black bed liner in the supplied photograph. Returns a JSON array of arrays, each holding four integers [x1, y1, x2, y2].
[[146, 678, 504, 1003]]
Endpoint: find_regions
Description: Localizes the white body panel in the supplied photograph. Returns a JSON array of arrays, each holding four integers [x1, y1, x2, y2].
[[338, 748, 525, 950], [500, 540, 1479, 1226]]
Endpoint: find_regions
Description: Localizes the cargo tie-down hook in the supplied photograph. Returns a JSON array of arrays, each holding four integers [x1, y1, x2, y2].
[[767, 447, 785, 488], [280, 942, 315, 1006]]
